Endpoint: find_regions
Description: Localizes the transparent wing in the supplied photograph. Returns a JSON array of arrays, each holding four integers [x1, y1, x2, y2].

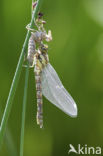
[[41, 63, 77, 117]]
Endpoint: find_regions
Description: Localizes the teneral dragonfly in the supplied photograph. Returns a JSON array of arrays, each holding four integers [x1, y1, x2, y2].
[[26, 15, 77, 128]]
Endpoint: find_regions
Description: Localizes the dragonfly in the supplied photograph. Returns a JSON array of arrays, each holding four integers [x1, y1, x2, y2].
[[26, 13, 77, 128]]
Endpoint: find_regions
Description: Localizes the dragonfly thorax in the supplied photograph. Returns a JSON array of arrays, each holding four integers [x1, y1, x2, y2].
[[31, 31, 46, 43]]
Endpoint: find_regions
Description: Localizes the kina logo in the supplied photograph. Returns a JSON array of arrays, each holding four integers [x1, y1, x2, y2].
[[68, 144, 102, 155]]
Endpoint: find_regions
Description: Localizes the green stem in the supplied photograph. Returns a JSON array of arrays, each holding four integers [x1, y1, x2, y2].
[[20, 63, 29, 156], [0, 0, 43, 146], [20, 0, 43, 155], [0, 109, 17, 155], [5, 128, 18, 156]]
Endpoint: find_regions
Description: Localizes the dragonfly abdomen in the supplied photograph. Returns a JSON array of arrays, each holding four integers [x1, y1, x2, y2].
[[27, 34, 36, 66], [35, 69, 43, 128]]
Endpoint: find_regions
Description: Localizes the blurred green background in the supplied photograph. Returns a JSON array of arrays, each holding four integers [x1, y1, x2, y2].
[[0, 0, 103, 155]]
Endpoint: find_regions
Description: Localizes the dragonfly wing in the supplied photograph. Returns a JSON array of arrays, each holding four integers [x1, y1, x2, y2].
[[41, 63, 77, 117]]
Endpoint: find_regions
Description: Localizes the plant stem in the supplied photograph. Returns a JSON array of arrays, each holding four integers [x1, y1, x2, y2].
[[20, 63, 29, 156], [5, 128, 18, 156], [20, 0, 43, 155], [0, 0, 43, 146], [0, 109, 17, 155]]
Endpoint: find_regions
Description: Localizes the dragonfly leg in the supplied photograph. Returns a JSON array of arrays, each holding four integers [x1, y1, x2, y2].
[[22, 64, 34, 68], [26, 24, 37, 32]]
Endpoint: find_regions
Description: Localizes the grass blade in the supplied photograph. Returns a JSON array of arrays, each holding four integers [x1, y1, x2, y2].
[[0, 0, 43, 146], [0, 109, 17, 156], [20, 0, 44, 155], [20, 63, 29, 156], [5, 128, 18, 156]]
